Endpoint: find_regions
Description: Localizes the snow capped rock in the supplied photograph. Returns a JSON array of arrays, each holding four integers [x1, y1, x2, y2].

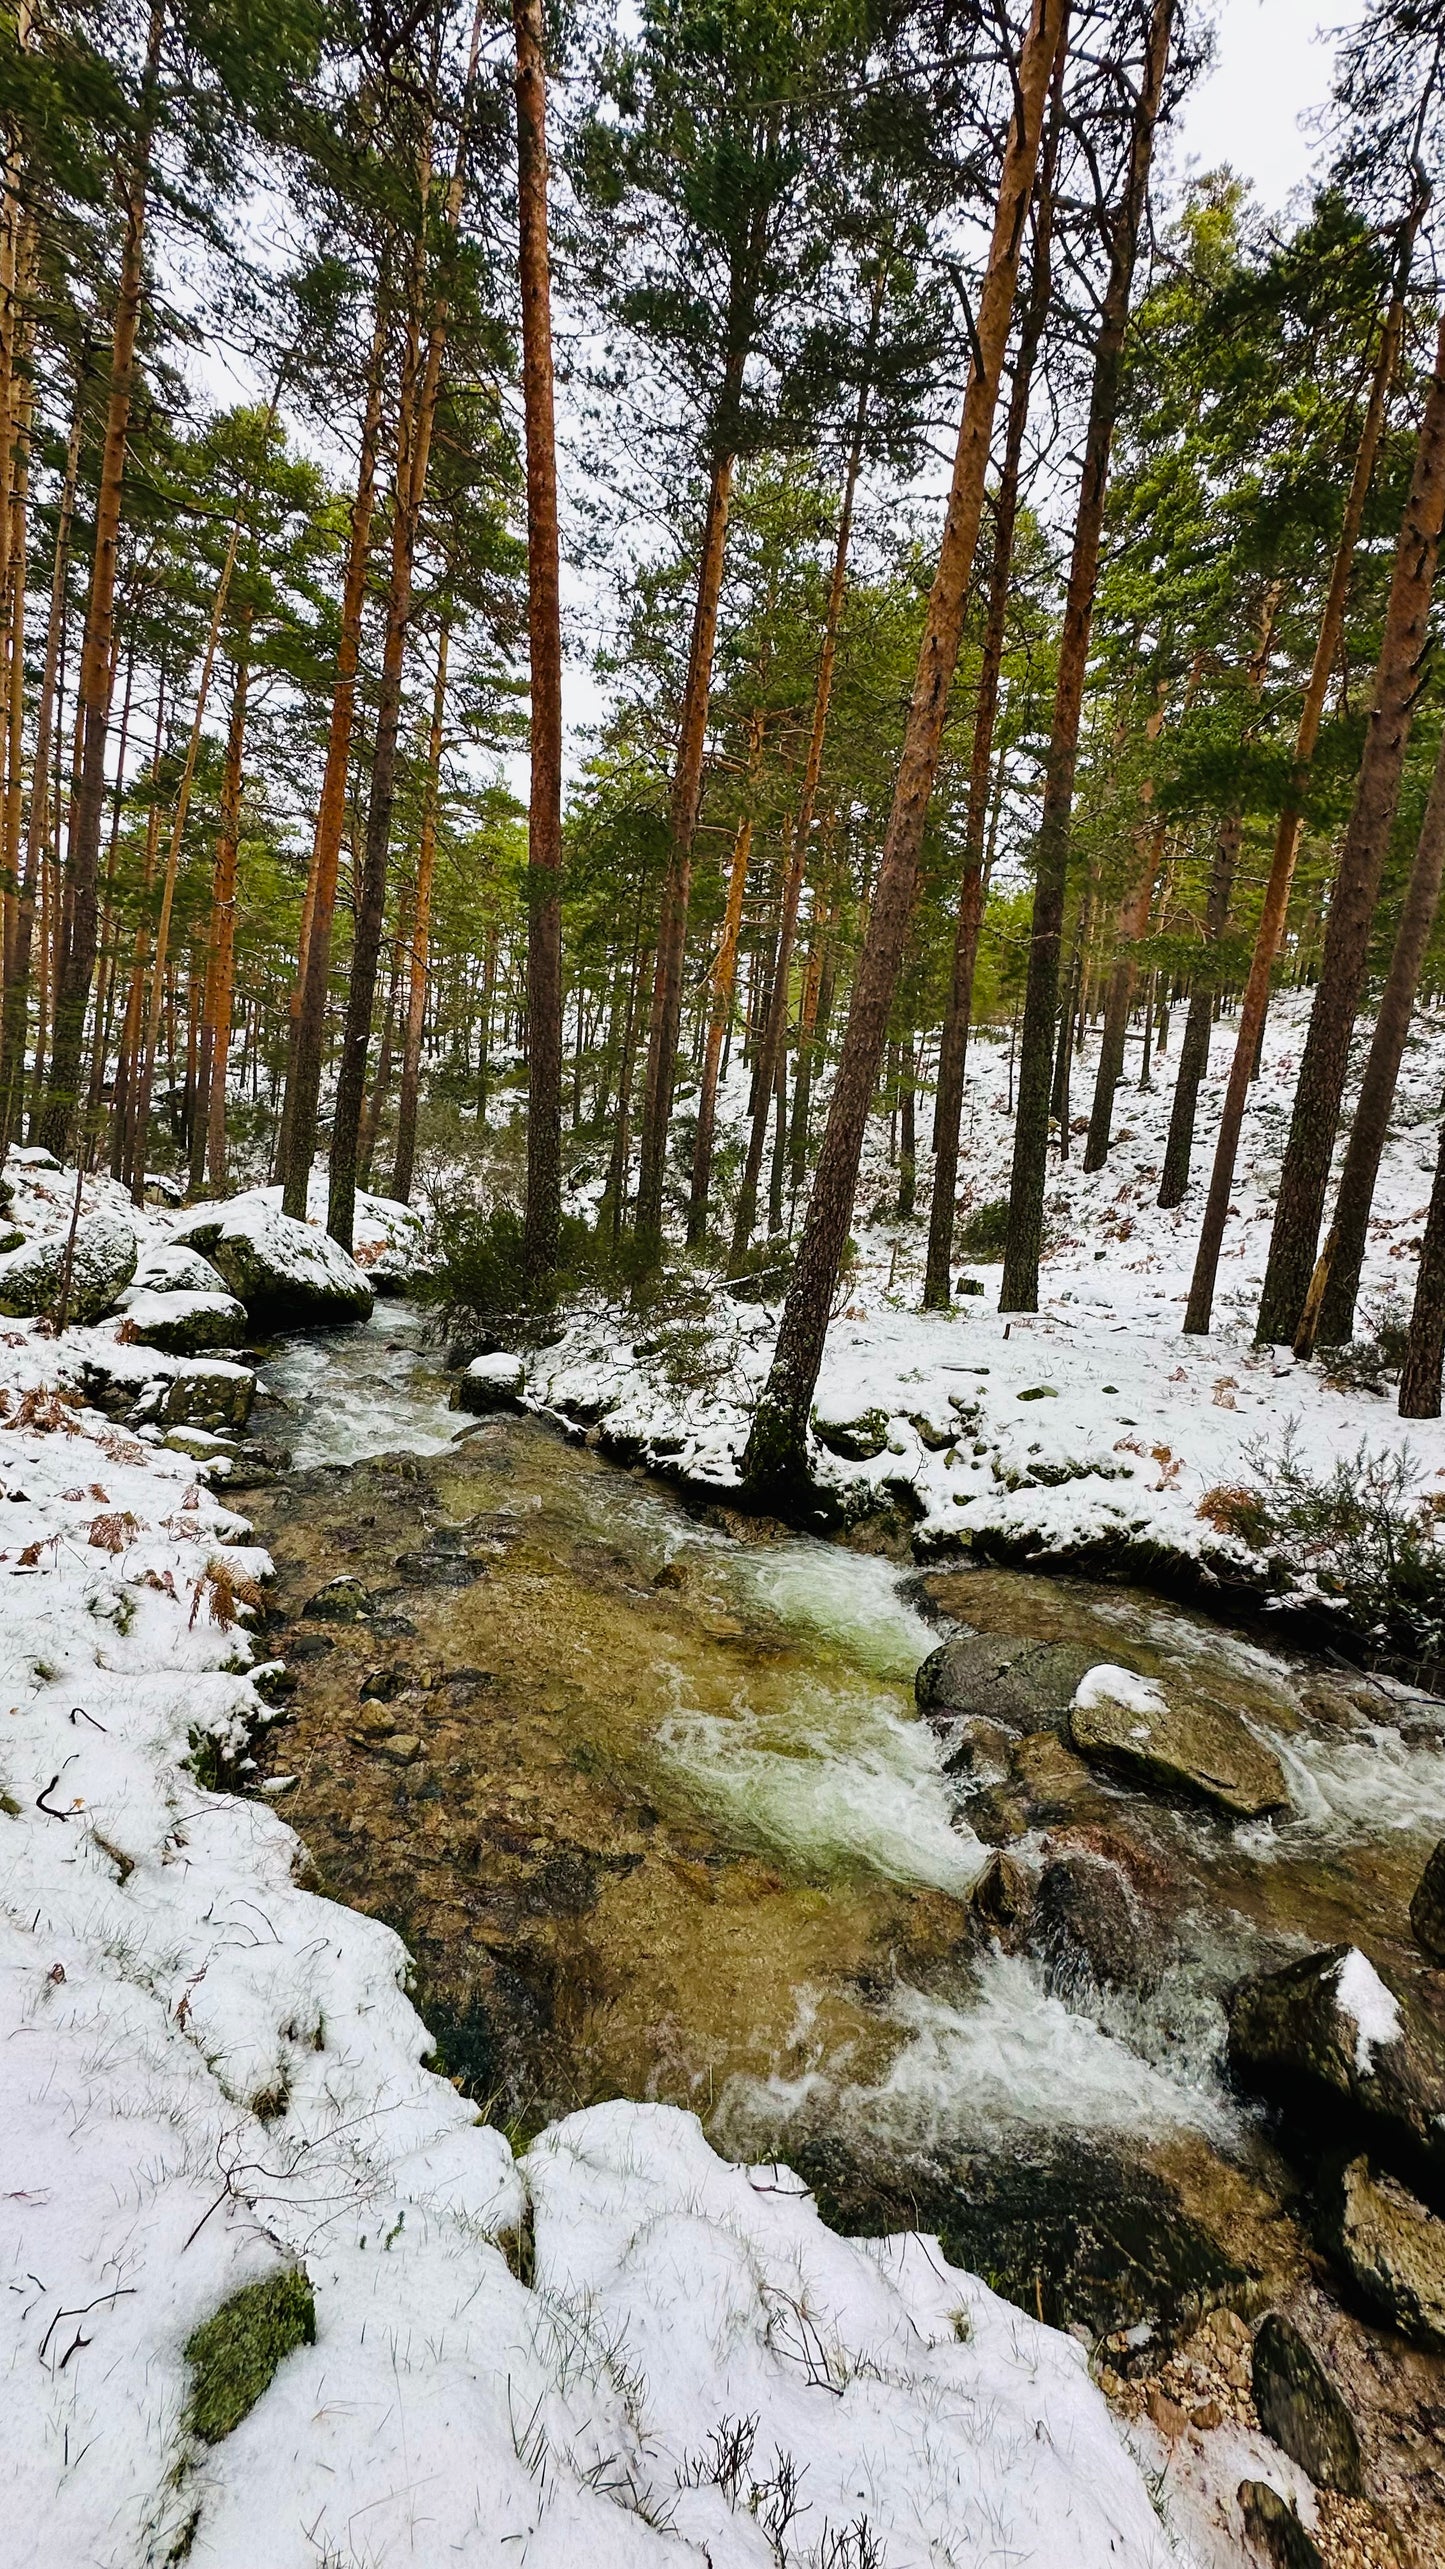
[[118, 1286, 249, 1355], [0, 1201, 137, 1322], [132, 1241, 232, 1298], [170, 1192, 373, 1327], [1334, 1944, 1405, 2075], [455, 1349, 525, 1412]]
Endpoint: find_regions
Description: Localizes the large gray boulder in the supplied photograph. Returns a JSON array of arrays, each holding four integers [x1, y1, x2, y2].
[[916, 1631, 1098, 1730], [131, 1241, 231, 1298], [1319, 2156, 1445, 2350], [1227, 1944, 1445, 2208], [118, 1286, 248, 1355], [1066, 1663, 1289, 1819], [170, 1192, 372, 1328], [0, 1203, 137, 1323]]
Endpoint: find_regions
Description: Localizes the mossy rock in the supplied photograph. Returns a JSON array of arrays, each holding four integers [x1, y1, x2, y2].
[[184, 2267, 315, 2443]]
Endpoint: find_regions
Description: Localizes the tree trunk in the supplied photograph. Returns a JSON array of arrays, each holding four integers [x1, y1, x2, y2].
[[1399, 1097, 1445, 1417], [1184, 259, 1417, 1333], [745, 0, 1069, 1496], [1255, 307, 1445, 1345], [1158, 809, 1241, 1206], [730, 268, 884, 1270], [280, 302, 387, 1213], [391, 613, 449, 1203], [514, 0, 564, 1282], [1000, 0, 1173, 1312], [1083, 819, 1162, 1169], [1310, 715, 1445, 1347], [687, 805, 755, 1245], [41, 0, 164, 1157], [924, 42, 1064, 1308], [632, 413, 741, 1258], [196, 646, 249, 1192]]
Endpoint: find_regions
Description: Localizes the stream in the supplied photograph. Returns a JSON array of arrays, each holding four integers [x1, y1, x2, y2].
[[245, 1303, 1445, 2344]]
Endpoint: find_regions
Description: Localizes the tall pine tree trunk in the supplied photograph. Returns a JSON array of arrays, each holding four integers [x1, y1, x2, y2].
[[1255, 308, 1445, 1344], [745, 0, 1069, 1496], [391, 611, 449, 1203], [1083, 818, 1162, 1170], [42, 0, 164, 1155], [687, 803, 754, 1245], [1000, 0, 1173, 1311], [1185, 264, 1416, 1333], [924, 44, 1064, 1309], [1310, 717, 1445, 1347], [514, 0, 564, 1281], [1400, 1095, 1445, 1417], [195, 645, 249, 1192]]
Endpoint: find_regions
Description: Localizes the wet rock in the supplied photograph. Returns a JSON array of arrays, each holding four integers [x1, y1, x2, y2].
[[1250, 2310, 1364, 2494], [1030, 1837, 1155, 1996], [940, 1712, 1014, 1782], [967, 1849, 1033, 1949], [810, 1397, 889, 1461], [1408, 1838, 1445, 1964], [1226, 1944, 1445, 2208], [1319, 2157, 1445, 2351], [284, 1631, 334, 1661], [360, 1666, 412, 1703], [170, 1192, 373, 1327], [302, 1576, 376, 1622], [117, 1285, 248, 1355], [915, 1631, 1098, 1729], [1009, 1727, 1093, 1823], [963, 1784, 1028, 1846], [0, 1204, 137, 1322], [1237, 2481, 1323, 2569], [392, 1550, 485, 1588], [454, 1352, 525, 1413], [1067, 1663, 1289, 1819]]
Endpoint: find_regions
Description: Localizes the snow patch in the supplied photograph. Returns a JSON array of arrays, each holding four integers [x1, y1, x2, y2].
[[1333, 1945, 1404, 2074]]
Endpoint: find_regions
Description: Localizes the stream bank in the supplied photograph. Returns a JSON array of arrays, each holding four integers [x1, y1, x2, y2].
[[238, 1305, 1445, 2563]]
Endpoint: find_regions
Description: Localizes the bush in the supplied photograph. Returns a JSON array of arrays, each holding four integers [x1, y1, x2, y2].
[[954, 1197, 1012, 1260], [1200, 1428, 1445, 1668], [184, 2269, 315, 2443], [1317, 1292, 1413, 1394]]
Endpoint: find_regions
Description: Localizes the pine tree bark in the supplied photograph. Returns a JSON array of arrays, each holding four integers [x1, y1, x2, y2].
[[194, 645, 249, 1192], [1399, 1097, 1445, 1417], [391, 611, 449, 1202], [1310, 715, 1445, 1346], [745, 0, 1069, 1496], [1083, 818, 1163, 1170], [514, 0, 564, 1282], [1182, 262, 1415, 1328], [1255, 307, 1445, 1345], [924, 47, 1064, 1309], [1000, 0, 1173, 1311], [280, 302, 387, 1213], [1158, 813, 1241, 1205], [41, 0, 164, 1156], [687, 803, 754, 1245]]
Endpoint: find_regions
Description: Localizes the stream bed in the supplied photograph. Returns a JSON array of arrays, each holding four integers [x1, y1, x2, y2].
[[241, 1306, 1445, 2537]]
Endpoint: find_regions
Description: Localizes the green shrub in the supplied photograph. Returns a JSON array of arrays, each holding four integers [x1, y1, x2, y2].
[[184, 2269, 315, 2444], [954, 1197, 1011, 1260], [1202, 1429, 1445, 1667]]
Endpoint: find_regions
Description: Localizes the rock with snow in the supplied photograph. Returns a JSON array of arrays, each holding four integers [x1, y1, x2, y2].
[[118, 1287, 249, 1356], [0, 1203, 137, 1323], [1319, 2156, 1445, 2350], [1249, 2310, 1363, 2494], [917, 1629, 1098, 1729], [1226, 1944, 1445, 2207], [1409, 1836, 1445, 1962], [811, 1392, 890, 1459], [170, 1192, 373, 1327], [155, 1357, 256, 1432], [132, 1241, 231, 1298], [454, 1349, 525, 1413], [1067, 1662, 1289, 1819], [6, 1143, 58, 1170]]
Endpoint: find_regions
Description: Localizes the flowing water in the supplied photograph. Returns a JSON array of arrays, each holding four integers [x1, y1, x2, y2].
[[247, 1306, 1445, 2329]]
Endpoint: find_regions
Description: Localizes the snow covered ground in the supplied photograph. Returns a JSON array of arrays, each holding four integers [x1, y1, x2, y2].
[[0, 1160, 1187, 2566], [529, 990, 1445, 1617]]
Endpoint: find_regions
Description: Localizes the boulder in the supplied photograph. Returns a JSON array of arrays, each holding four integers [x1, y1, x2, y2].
[[1008, 1727, 1093, 1824], [169, 1192, 373, 1327], [1319, 2156, 1445, 2351], [916, 1632, 1098, 1730], [1237, 2482, 1322, 2569], [967, 1849, 1034, 1950], [157, 1358, 255, 1432], [940, 1712, 1014, 1782], [1067, 1663, 1289, 1820], [118, 1287, 249, 1355], [303, 1576, 377, 1622], [1028, 1828, 1169, 1997], [1249, 2311, 1363, 2494], [0, 1203, 137, 1322], [1409, 1837, 1445, 1964], [810, 1396, 889, 1461], [1226, 1944, 1445, 2208], [132, 1242, 231, 1298], [453, 1351, 525, 1414]]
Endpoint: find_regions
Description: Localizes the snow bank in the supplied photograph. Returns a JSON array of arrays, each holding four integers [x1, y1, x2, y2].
[[0, 1355, 1177, 2560]]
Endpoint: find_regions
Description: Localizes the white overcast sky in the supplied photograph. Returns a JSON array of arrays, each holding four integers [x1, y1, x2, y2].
[[1170, 0, 1365, 211]]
